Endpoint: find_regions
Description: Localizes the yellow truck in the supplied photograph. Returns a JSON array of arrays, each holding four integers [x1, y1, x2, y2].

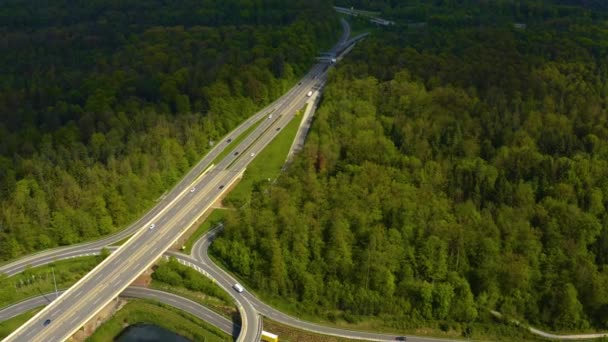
[[261, 331, 279, 342]]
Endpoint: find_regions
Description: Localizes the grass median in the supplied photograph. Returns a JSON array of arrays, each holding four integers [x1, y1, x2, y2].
[[211, 117, 266, 166], [224, 105, 307, 207], [87, 299, 230, 342]]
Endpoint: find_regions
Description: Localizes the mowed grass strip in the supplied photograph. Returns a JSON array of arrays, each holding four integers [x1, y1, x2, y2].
[[87, 299, 231, 342], [224, 105, 307, 206]]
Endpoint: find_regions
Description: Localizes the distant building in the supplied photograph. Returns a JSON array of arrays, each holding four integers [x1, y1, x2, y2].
[[370, 17, 394, 26]]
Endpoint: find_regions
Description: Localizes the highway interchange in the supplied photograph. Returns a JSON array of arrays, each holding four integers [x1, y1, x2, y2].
[[0, 18, 450, 342]]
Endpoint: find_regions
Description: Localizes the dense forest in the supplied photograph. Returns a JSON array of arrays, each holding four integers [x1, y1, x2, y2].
[[335, 0, 608, 26], [212, 1, 608, 333], [0, 0, 339, 260]]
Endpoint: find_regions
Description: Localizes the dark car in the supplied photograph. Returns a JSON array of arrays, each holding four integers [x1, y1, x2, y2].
[[276, 127, 281, 131], [395, 337, 407, 341], [227, 138, 232, 143], [234, 151, 239, 155], [219, 185, 225, 189], [43, 319, 51, 326]]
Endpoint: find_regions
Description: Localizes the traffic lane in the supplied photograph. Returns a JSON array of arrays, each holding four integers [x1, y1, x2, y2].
[[54, 175, 232, 336], [0, 288, 237, 337], [1, 248, 102, 276]]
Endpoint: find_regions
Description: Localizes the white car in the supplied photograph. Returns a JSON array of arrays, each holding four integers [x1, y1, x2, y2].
[[190, 187, 196, 193], [233, 283, 244, 293], [268, 114, 273, 119], [149, 223, 156, 230], [250, 152, 255, 157]]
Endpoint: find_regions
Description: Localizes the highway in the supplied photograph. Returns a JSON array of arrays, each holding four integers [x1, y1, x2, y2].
[[3, 19, 350, 342], [0, 287, 237, 337]]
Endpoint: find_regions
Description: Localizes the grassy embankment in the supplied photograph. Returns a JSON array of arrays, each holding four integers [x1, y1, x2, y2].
[[223, 105, 307, 206], [151, 256, 236, 320], [181, 209, 227, 254], [86, 300, 230, 342]]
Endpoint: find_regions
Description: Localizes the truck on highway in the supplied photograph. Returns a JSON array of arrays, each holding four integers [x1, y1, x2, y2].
[[261, 331, 279, 342]]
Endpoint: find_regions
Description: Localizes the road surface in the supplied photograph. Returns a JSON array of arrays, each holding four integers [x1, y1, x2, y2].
[[0, 287, 237, 337]]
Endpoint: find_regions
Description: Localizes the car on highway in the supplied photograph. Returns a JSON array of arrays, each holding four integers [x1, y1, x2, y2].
[[43, 319, 51, 326], [219, 185, 224, 189], [227, 138, 232, 143], [250, 152, 255, 157], [276, 127, 280, 131], [234, 151, 239, 156], [306, 90, 313, 97], [395, 337, 407, 341], [149, 223, 155, 230], [233, 283, 244, 293], [190, 187, 196, 193], [268, 114, 273, 119]]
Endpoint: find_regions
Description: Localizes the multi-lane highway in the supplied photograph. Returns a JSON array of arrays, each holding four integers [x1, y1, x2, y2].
[[0, 287, 237, 337], [3, 19, 350, 342]]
